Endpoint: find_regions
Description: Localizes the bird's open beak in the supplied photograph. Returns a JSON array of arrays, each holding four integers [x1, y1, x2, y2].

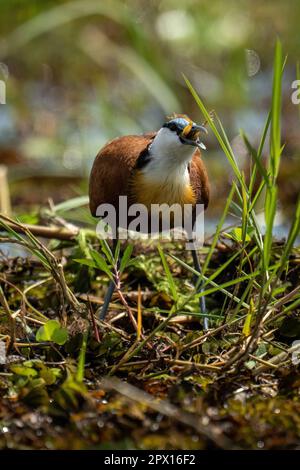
[[181, 124, 208, 150]]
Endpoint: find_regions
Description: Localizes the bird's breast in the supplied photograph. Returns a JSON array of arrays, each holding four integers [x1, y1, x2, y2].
[[129, 169, 196, 209]]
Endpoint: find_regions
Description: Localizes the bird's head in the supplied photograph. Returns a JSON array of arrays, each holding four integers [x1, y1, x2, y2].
[[163, 114, 208, 150], [149, 114, 208, 165]]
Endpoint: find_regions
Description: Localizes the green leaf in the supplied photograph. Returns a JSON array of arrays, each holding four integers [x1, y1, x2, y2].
[[254, 343, 267, 357], [39, 367, 61, 385], [242, 299, 254, 336], [76, 331, 88, 383], [119, 244, 134, 273], [74, 249, 114, 280], [10, 365, 38, 377], [245, 360, 256, 370], [22, 360, 61, 385], [74, 258, 97, 268], [90, 249, 113, 279], [157, 243, 178, 302], [36, 320, 69, 345], [99, 238, 115, 264], [52, 328, 69, 346], [230, 227, 252, 243]]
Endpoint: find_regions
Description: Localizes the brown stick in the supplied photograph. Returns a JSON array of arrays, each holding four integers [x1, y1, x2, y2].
[[101, 377, 240, 449], [1, 219, 80, 241], [0, 166, 11, 216], [1, 215, 227, 250]]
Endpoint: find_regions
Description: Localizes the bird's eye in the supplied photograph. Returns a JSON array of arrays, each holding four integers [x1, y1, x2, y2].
[[168, 122, 177, 132]]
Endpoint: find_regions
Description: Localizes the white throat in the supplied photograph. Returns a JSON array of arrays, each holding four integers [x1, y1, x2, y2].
[[144, 127, 194, 185]]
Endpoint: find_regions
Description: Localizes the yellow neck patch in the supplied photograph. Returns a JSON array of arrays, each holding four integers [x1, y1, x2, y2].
[[129, 170, 196, 209]]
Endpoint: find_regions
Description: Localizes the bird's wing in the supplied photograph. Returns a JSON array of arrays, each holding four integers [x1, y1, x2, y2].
[[189, 149, 210, 209], [89, 133, 156, 216]]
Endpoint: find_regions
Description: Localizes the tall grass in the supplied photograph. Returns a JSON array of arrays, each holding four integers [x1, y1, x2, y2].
[[180, 39, 300, 333]]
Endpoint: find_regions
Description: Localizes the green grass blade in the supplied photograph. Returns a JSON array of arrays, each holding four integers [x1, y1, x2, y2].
[[241, 131, 269, 185], [158, 243, 178, 302], [90, 249, 113, 279], [119, 244, 134, 274], [203, 184, 236, 274], [53, 196, 89, 214], [183, 74, 242, 182], [270, 39, 284, 180], [263, 185, 278, 270], [76, 330, 88, 383]]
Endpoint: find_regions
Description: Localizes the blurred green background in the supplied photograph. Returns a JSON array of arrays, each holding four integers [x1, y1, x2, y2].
[[0, 0, 299, 226]]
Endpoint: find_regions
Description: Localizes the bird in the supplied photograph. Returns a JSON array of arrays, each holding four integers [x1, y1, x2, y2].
[[89, 114, 210, 329]]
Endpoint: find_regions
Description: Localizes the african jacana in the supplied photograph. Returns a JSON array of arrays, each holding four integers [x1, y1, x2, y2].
[[89, 114, 210, 329]]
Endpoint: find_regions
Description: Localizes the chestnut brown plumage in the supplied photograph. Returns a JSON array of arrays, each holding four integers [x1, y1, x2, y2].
[[90, 134, 156, 217], [89, 133, 210, 219]]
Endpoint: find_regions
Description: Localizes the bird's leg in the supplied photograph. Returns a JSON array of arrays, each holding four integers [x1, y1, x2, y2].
[[99, 279, 116, 321], [191, 248, 209, 331], [98, 238, 119, 321]]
